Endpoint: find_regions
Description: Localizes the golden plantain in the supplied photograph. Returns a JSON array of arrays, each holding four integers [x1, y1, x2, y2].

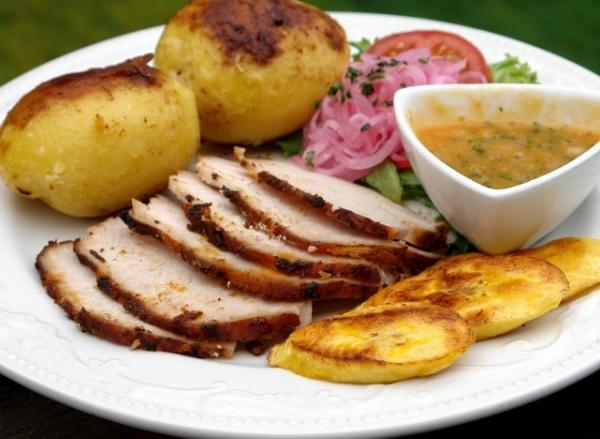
[[269, 303, 474, 384], [360, 253, 568, 340], [518, 237, 600, 302]]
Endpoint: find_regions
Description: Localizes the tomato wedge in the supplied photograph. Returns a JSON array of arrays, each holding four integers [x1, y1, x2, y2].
[[367, 30, 491, 81]]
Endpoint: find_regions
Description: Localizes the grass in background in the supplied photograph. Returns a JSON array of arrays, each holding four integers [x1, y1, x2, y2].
[[0, 0, 598, 84]]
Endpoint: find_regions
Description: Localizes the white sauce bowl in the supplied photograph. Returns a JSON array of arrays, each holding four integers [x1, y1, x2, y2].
[[394, 84, 600, 254]]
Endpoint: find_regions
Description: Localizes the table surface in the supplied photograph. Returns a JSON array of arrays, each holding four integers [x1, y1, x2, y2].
[[2, 1, 600, 438]]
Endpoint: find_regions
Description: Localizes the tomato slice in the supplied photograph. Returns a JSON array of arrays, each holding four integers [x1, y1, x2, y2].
[[367, 30, 491, 81]]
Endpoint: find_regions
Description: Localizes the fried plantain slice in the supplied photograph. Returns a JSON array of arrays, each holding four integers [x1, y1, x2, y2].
[[360, 253, 568, 340], [269, 302, 474, 384], [518, 237, 600, 302]]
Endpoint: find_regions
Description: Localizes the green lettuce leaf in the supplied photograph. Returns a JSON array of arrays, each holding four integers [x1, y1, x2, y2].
[[349, 37, 372, 61], [490, 54, 538, 84], [363, 160, 403, 203], [275, 130, 303, 158]]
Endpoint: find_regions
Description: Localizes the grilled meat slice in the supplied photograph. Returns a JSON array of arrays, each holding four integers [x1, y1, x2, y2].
[[236, 148, 447, 251], [36, 241, 236, 358], [195, 156, 441, 274], [169, 171, 382, 284], [74, 217, 312, 343], [126, 196, 378, 300]]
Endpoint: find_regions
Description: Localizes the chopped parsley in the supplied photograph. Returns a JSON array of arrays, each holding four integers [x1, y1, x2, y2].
[[327, 81, 343, 97], [345, 66, 361, 83], [360, 82, 375, 96], [367, 70, 385, 81], [360, 123, 372, 132]]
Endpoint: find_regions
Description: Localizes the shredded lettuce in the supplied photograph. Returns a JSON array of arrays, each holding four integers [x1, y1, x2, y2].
[[489, 54, 538, 84], [275, 130, 303, 159]]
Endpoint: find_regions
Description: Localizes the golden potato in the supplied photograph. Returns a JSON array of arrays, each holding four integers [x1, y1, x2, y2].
[[360, 253, 568, 340], [269, 303, 474, 384], [155, 0, 349, 145], [0, 55, 200, 217], [518, 237, 600, 302]]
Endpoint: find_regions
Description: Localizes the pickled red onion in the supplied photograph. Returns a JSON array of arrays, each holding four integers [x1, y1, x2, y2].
[[294, 49, 487, 181]]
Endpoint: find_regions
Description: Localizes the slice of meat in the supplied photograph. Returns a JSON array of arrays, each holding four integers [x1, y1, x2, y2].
[[36, 241, 236, 358], [195, 156, 441, 274], [126, 195, 378, 300], [235, 148, 447, 251], [169, 171, 382, 284], [74, 217, 312, 343]]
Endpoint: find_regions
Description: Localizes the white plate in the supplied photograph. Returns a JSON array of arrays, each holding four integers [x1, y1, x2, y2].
[[1, 12, 600, 438]]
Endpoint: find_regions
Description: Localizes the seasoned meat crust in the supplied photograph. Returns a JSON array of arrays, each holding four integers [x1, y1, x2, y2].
[[236, 150, 447, 251], [195, 156, 441, 274], [126, 196, 378, 301], [36, 241, 236, 358], [74, 217, 312, 343], [169, 171, 382, 284]]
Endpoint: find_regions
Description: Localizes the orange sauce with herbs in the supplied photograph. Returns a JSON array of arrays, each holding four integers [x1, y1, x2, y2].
[[417, 120, 600, 189]]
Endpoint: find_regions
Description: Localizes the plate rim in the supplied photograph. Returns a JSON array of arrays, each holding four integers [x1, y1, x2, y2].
[[1, 10, 600, 438]]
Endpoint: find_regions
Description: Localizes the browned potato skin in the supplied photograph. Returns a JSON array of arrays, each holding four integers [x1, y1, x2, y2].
[[155, 0, 349, 145], [0, 55, 200, 217]]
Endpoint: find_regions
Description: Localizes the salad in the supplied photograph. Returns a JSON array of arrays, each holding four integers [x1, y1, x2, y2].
[[276, 30, 538, 254]]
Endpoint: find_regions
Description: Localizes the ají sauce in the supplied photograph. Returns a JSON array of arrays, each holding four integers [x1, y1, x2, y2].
[[416, 120, 600, 189]]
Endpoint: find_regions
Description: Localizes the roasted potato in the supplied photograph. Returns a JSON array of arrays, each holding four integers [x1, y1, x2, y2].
[[269, 303, 474, 384], [0, 55, 200, 217], [155, 0, 349, 145], [360, 253, 568, 340], [518, 237, 600, 302]]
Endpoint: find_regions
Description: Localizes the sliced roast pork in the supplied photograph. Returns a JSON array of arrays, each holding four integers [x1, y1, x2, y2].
[[195, 156, 441, 274], [126, 196, 378, 300], [169, 171, 382, 284], [74, 217, 312, 344], [235, 149, 447, 251], [36, 241, 236, 358]]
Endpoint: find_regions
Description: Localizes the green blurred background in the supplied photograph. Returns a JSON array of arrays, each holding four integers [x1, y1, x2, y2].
[[0, 0, 598, 85]]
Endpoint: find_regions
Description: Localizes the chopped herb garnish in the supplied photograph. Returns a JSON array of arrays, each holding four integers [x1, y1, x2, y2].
[[349, 38, 372, 61], [367, 70, 385, 81], [472, 144, 486, 155], [304, 150, 315, 167], [498, 106, 504, 112], [360, 82, 375, 96], [327, 81, 343, 97], [418, 57, 429, 64], [384, 100, 394, 107], [345, 66, 361, 83], [360, 123, 372, 132], [378, 59, 402, 67], [314, 99, 321, 109], [346, 90, 352, 99]]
